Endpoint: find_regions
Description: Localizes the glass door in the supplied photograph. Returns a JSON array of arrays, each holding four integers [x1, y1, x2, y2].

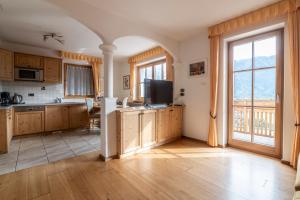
[[228, 30, 283, 157]]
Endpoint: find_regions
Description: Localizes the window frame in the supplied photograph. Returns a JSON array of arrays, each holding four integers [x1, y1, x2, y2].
[[227, 29, 283, 158], [136, 59, 167, 99], [64, 63, 95, 98]]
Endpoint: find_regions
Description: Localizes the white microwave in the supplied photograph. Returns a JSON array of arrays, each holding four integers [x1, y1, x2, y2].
[[14, 67, 44, 82]]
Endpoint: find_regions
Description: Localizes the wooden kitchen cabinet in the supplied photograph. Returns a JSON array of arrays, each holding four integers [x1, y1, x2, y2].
[[14, 52, 43, 69], [141, 110, 156, 148], [117, 111, 141, 154], [0, 49, 13, 81], [0, 108, 13, 153], [14, 111, 45, 135], [157, 108, 171, 143], [44, 57, 62, 83], [45, 106, 69, 131], [69, 105, 88, 129]]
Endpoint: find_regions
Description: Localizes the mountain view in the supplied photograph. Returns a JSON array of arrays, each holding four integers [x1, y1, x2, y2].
[[233, 55, 276, 101]]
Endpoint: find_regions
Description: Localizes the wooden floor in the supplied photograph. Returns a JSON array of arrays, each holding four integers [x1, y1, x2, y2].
[[0, 138, 296, 200]]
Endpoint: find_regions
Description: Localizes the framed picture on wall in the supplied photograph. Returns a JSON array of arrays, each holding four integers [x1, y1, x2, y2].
[[123, 75, 130, 90], [189, 59, 207, 77]]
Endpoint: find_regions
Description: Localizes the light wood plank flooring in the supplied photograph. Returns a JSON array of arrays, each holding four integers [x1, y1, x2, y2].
[[0, 138, 296, 200]]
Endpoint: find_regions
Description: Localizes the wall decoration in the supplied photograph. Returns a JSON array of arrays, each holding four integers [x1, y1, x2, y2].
[[189, 60, 206, 77], [123, 75, 130, 90]]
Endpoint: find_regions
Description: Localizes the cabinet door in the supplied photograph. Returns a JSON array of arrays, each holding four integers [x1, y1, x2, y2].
[[6, 109, 13, 144], [14, 111, 44, 135], [170, 107, 183, 138], [14, 53, 43, 69], [0, 49, 13, 80], [44, 57, 62, 83], [69, 105, 88, 129], [0, 110, 8, 153], [45, 106, 69, 131], [157, 108, 170, 143], [121, 111, 141, 154], [141, 110, 156, 148]]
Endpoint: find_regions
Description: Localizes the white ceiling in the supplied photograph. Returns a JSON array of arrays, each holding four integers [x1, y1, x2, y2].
[[0, 0, 103, 57], [113, 36, 157, 60], [0, 0, 279, 59], [83, 0, 279, 41]]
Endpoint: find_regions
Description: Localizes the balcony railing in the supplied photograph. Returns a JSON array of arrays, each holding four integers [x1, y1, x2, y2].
[[233, 100, 275, 138]]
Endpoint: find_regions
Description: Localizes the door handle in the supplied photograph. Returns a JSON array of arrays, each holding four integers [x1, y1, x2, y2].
[[276, 94, 280, 104]]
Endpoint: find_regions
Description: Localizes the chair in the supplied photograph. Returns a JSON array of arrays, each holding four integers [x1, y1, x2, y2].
[[85, 98, 100, 129]]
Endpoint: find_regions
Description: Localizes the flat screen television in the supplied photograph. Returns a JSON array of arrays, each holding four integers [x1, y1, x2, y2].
[[144, 79, 173, 105]]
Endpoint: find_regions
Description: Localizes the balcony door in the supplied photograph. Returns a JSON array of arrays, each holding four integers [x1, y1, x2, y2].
[[228, 30, 283, 157]]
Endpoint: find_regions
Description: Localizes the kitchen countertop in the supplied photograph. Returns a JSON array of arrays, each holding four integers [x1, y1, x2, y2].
[[0, 102, 86, 110]]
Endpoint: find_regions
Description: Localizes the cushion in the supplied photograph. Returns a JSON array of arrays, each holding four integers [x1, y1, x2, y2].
[[295, 155, 300, 191], [294, 191, 300, 200]]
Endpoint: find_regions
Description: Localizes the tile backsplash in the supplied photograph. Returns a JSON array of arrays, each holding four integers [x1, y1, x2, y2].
[[1, 81, 65, 103]]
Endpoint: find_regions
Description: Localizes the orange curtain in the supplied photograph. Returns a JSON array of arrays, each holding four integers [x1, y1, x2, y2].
[[129, 62, 136, 98], [289, 2, 300, 168], [208, 0, 290, 37], [91, 62, 101, 97], [208, 35, 220, 147], [166, 52, 174, 81]]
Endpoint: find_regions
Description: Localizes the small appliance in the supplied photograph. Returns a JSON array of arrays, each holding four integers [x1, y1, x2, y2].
[[14, 67, 44, 82], [12, 93, 23, 104], [0, 92, 11, 106]]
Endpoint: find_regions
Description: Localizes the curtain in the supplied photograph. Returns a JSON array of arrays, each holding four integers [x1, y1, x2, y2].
[[208, 35, 220, 147], [66, 65, 94, 96], [208, 0, 290, 37], [91, 62, 101, 97], [129, 62, 136, 98], [289, 5, 300, 168], [166, 52, 174, 81]]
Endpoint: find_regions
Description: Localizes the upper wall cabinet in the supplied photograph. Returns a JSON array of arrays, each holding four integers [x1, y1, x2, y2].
[[14, 53, 43, 69], [0, 49, 13, 81], [44, 57, 62, 83]]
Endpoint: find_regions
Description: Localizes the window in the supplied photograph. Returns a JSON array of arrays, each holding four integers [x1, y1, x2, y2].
[[137, 60, 167, 98], [64, 64, 94, 97]]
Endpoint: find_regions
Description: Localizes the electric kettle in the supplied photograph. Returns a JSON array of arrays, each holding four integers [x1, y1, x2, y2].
[[12, 93, 23, 104]]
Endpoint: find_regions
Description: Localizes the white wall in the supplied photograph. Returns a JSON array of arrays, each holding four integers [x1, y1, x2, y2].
[[113, 60, 130, 100], [178, 31, 210, 141]]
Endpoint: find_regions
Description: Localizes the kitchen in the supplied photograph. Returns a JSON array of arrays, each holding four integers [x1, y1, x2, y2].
[[0, 47, 102, 175]]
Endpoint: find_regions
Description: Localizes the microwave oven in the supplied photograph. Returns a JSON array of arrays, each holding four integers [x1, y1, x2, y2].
[[14, 67, 44, 82]]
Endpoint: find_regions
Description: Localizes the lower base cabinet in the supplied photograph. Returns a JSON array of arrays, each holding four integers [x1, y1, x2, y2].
[[0, 109, 13, 153], [69, 105, 88, 129], [14, 111, 45, 136], [117, 105, 183, 157], [45, 106, 69, 131]]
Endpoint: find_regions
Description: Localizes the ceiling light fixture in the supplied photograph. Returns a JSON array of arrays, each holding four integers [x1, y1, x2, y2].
[[43, 33, 64, 45]]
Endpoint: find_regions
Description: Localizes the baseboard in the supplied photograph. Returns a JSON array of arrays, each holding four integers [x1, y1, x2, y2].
[[182, 136, 207, 143], [281, 160, 291, 166], [182, 136, 227, 148], [99, 154, 118, 162]]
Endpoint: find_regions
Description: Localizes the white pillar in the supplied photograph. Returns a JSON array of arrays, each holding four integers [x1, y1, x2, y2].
[[99, 44, 118, 160], [100, 44, 116, 98]]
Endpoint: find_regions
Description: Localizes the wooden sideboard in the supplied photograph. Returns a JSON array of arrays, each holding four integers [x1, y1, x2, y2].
[[116, 105, 183, 158]]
